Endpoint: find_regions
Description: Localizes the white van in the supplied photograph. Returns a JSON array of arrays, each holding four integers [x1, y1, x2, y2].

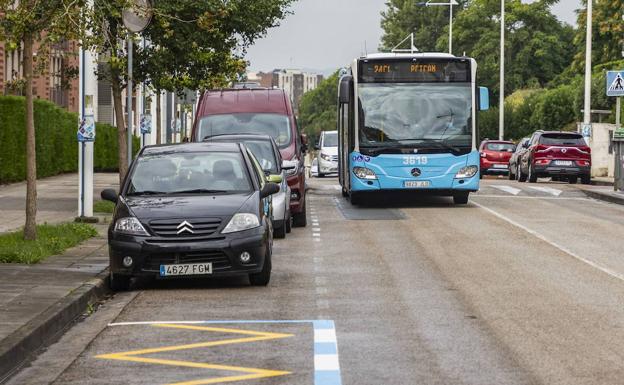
[[315, 130, 338, 177]]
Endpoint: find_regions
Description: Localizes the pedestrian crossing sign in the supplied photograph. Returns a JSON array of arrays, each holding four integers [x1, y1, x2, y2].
[[607, 71, 624, 97]]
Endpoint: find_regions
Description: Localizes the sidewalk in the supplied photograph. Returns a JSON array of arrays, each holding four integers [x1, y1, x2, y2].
[[0, 174, 117, 381], [578, 184, 624, 206], [0, 173, 118, 233]]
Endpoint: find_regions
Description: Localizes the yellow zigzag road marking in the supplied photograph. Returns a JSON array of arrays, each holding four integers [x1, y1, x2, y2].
[[96, 323, 294, 385]]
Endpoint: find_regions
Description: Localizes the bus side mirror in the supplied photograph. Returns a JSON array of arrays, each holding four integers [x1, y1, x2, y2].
[[339, 75, 353, 104], [479, 87, 490, 111]]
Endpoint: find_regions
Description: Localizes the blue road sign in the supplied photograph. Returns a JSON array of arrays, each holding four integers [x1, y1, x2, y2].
[[607, 71, 624, 97]]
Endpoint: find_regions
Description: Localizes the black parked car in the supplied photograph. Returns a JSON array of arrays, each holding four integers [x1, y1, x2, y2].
[[101, 142, 280, 291]]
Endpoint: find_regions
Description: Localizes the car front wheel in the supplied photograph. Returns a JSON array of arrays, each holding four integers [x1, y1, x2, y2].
[[249, 248, 272, 286], [528, 164, 537, 183], [110, 273, 131, 292], [517, 164, 527, 182]]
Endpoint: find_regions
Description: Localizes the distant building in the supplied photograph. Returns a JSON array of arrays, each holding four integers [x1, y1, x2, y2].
[[0, 40, 80, 112], [268, 69, 323, 115], [246, 71, 273, 89]]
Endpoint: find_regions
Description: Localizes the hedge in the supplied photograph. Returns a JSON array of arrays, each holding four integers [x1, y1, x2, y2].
[[0, 96, 139, 184]]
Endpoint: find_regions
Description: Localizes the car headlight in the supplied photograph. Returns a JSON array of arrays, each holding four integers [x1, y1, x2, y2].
[[353, 166, 377, 180], [222, 213, 260, 234], [114, 217, 149, 236], [320, 153, 332, 161], [455, 165, 479, 179]]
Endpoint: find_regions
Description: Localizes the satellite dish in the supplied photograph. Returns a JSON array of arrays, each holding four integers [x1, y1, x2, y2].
[[122, 0, 153, 33]]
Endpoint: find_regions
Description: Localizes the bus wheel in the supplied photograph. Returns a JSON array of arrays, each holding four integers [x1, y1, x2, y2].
[[453, 192, 469, 205]]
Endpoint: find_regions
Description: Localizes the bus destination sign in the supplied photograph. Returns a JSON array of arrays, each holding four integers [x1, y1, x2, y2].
[[359, 59, 470, 83]]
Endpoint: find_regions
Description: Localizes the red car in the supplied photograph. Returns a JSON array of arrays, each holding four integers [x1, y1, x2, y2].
[[192, 89, 308, 227], [518, 131, 591, 184], [479, 140, 516, 178]]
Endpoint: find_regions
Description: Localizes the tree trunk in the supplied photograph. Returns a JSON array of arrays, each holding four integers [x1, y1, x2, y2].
[[23, 35, 37, 240], [111, 74, 128, 187], [156, 90, 162, 145]]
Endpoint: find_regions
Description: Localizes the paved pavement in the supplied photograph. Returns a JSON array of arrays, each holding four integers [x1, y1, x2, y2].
[[8, 176, 624, 385], [0, 173, 119, 233]]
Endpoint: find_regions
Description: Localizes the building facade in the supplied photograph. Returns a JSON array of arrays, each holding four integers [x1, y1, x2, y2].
[[269, 69, 323, 115]]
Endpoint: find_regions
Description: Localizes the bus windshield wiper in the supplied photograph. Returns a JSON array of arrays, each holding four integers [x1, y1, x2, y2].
[[399, 138, 462, 154], [359, 145, 403, 154], [169, 189, 229, 194]]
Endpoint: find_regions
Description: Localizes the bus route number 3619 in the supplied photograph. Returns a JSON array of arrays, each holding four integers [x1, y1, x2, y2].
[[403, 156, 428, 165]]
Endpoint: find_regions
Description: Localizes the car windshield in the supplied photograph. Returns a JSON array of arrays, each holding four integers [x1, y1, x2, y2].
[[199, 113, 292, 149], [540, 134, 586, 146], [486, 143, 515, 152], [126, 152, 252, 195], [242, 140, 279, 174], [323, 132, 338, 147], [358, 83, 472, 149]]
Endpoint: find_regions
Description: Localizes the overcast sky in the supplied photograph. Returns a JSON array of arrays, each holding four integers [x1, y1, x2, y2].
[[245, 0, 582, 73]]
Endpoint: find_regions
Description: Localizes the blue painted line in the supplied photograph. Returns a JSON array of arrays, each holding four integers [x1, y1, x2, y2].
[[315, 371, 342, 385], [314, 342, 337, 355], [313, 320, 335, 329]]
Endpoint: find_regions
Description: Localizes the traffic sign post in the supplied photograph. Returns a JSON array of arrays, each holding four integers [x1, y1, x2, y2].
[[607, 70, 624, 191]]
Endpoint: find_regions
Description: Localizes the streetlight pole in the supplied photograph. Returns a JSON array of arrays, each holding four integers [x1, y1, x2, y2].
[[420, 0, 459, 55], [582, 0, 593, 133], [127, 37, 133, 166], [499, 0, 505, 141]]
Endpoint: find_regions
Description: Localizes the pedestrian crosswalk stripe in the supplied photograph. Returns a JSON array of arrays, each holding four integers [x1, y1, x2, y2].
[[491, 185, 522, 195], [527, 186, 562, 196]]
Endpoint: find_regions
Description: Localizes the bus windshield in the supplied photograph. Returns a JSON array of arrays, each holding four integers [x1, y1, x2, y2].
[[358, 83, 472, 150]]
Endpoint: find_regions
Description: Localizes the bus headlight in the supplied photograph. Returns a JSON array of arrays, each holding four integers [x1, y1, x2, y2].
[[455, 165, 479, 179], [353, 167, 377, 180]]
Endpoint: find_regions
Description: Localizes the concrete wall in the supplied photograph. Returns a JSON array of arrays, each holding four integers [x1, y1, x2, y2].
[[589, 123, 615, 178]]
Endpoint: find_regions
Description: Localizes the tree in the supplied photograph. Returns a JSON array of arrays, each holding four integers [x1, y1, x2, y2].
[[0, 0, 83, 240], [448, 0, 573, 101], [299, 72, 340, 141], [571, 0, 624, 73], [134, 0, 295, 143], [380, 0, 468, 51]]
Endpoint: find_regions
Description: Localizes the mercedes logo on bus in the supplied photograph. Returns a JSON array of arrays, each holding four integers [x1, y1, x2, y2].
[[411, 168, 422, 177]]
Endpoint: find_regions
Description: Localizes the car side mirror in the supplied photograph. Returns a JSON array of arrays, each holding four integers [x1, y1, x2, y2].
[[101, 189, 118, 203], [282, 160, 297, 170], [314, 143, 320, 151], [522, 140, 530, 148], [267, 174, 283, 184], [260, 182, 280, 198]]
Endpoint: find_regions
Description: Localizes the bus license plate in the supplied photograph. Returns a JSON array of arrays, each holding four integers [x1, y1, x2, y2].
[[160, 263, 212, 277], [404, 181, 430, 188]]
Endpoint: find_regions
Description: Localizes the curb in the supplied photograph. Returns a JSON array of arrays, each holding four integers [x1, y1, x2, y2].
[[579, 187, 624, 206], [591, 180, 614, 187], [0, 270, 109, 383]]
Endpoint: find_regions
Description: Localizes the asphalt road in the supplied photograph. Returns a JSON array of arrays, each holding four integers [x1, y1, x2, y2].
[[9, 176, 624, 385]]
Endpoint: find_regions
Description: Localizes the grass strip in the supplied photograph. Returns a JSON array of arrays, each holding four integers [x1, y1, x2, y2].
[[94, 200, 115, 214], [0, 223, 98, 264]]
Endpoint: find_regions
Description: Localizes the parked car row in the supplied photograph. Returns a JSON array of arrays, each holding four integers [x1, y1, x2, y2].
[[481, 130, 592, 184], [101, 88, 310, 290]]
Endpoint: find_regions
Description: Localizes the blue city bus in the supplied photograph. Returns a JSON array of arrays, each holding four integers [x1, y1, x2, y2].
[[337, 53, 490, 205]]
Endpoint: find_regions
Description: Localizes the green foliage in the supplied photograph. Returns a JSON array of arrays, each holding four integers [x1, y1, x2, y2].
[[0, 222, 98, 264], [572, 0, 624, 73], [0, 96, 139, 183], [93, 200, 115, 214], [298, 72, 340, 142], [132, 0, 295, 93]]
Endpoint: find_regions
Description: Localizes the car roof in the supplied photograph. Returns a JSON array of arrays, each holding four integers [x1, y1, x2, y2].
[[538, 131, 582, 136], [204, 134, 276, 143], [140, 142, 242, 156], [482, 140, 514, 144], [199, 89, 288, 115]]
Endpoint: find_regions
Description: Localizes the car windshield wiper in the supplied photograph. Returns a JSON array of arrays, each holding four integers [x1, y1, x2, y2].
[[168, 189, 230, 194], [126, 190, 167, 196]]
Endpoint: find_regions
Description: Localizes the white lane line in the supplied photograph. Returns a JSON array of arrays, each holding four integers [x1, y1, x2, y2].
[[475, 195, 587, 201], [474, 201, 624, 283], [491, 185, 522, 196], [314, 327, 337, 343], [313, 233, 321, 237], [313, 228, 321, 233], [315, 354, 340, 370], [527, 186, 562, 196]]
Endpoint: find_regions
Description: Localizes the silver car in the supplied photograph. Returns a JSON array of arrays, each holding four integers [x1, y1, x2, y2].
[[204, 134, 292, 238]]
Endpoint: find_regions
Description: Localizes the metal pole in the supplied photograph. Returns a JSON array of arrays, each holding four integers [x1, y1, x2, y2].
[[616, 97, 622, 191], [127, 37, 133, 166], [583, 0, 593, 127], [79, 46, 86, 217], [499, 0, 505, 140], [449, 2, 453, 55]]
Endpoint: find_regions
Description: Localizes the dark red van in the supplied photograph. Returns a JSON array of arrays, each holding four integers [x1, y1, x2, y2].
[[192, 89, 308, 227]]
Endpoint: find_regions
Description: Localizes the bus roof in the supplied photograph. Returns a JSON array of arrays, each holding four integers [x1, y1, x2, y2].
[[361, 52, 458, 60]]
